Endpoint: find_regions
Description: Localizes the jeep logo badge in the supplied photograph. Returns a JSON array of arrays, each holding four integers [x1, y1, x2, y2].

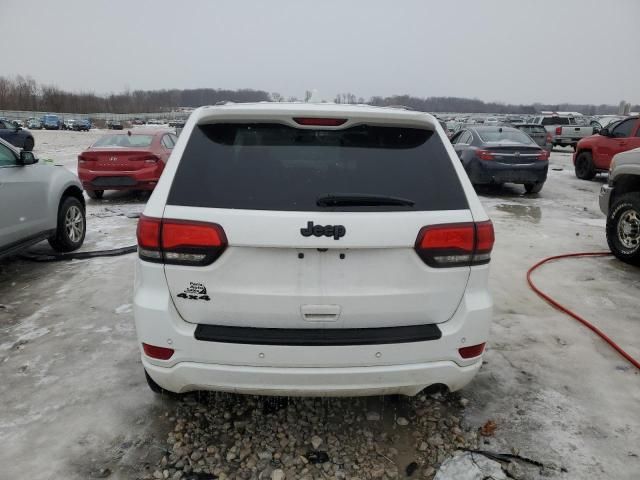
[[300, 221, 346, 240]]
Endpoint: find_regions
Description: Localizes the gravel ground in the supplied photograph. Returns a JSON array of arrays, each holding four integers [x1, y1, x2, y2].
[[1, 131, 638, 480], [146, 392, 479, 480]]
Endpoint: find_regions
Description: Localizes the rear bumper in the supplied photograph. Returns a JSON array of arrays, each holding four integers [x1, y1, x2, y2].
[[133, 261, 492, 397], [143, 357, 481, 397], [78, 167, 161, 190], [468, 159, 548, 185], [555, 137, 587, 146]]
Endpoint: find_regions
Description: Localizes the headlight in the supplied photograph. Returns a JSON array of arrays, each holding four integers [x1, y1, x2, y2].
[[609, 157, 616, 174]]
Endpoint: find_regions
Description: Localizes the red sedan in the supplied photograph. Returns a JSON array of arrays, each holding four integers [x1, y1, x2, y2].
[[78, 129, 177, 199]]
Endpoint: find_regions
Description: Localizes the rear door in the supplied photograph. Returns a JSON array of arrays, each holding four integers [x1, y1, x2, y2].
[[620, 118, 640, 155], [162, 121, 473, 330]]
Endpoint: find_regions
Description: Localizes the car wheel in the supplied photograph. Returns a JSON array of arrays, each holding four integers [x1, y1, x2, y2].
[[575, 151, 596, 180], [606, 193, 640, 266], [86, 189, 104, 200], [23, 137, 34, 151], [524, 182, 544, 194], [48, 196, 86, 252]]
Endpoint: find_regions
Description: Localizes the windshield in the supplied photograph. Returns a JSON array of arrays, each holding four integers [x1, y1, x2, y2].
[[599, 116, 625, 128], [477, 128, 536, 144], [92, 134, 153, 147]]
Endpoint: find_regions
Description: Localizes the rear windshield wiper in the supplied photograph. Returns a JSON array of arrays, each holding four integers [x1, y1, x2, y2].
[[316, 193, 415, 207]]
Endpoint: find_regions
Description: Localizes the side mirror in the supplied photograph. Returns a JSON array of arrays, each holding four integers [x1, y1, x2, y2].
[[18, 150, 38, 165], [599, 128, 610, 137]]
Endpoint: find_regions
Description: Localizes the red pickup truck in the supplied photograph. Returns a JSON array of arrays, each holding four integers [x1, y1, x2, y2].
[[573, 116, 640, 179]]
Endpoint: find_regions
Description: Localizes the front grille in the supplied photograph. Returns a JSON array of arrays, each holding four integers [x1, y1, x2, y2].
[[91, 176, 137, 187], [194, 323, 442, 346]]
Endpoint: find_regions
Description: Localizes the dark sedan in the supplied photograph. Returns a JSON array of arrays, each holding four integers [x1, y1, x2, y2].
[[450, 126, 549, 193], [0, 119, 35, 151]]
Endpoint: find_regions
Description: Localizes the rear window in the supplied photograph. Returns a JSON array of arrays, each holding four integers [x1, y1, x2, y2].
[[518, 125, 545, 134], [541, 116, 572, 126], [93, 134, 153, 148], [477, 128, 536, 145], [168, 123, 468, 212]]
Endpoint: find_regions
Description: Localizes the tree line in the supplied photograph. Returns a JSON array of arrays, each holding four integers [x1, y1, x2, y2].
[[0, 75, 271, 114], [0, 75, 636, 115]]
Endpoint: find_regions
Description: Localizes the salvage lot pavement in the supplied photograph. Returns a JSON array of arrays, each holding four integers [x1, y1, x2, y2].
[[1, 130, 639, 480]]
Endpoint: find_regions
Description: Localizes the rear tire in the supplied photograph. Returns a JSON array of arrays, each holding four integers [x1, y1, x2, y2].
[[575, 151, 596, 180], [606, 193, 640, 266], [48, 196, 86, 252], [86, 189, 104, 200], [524, 182, 544, 194], [23, 137, 34, 151]]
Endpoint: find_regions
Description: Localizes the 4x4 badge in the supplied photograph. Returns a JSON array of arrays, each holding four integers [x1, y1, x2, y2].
[[300, 221, 346, 240], [177, 282, 211, 301]]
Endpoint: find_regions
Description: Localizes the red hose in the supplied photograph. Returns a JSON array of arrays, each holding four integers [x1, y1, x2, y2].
[[527, 252, 640, 371]]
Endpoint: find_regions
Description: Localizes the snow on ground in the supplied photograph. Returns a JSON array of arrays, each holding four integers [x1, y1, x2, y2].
[[0, 134, 639, 479]]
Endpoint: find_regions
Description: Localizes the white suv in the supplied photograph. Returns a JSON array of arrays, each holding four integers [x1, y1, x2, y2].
[[134, 103, 494, 397]]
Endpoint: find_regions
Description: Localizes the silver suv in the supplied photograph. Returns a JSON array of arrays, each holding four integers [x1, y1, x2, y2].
[[600, 147, 640, 265], [0, 138, 86, 258]]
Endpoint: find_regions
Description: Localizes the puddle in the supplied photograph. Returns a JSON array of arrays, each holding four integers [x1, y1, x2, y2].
[[495, 204, 542, 223]]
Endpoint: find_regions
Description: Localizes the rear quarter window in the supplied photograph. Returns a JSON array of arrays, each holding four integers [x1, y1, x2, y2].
[[167, 123, 468, 212]]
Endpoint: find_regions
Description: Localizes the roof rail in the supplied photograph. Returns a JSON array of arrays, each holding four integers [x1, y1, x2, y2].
[[384, 105, 415, 111]]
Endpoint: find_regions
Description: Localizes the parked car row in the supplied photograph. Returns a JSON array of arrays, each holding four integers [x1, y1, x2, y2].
[[62, 118, 91, 131]]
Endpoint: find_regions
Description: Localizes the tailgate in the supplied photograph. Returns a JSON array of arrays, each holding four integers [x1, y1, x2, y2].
[[561, 126, 591, 139], [163, 208, 473, 329], [159, 120, 474, 331]]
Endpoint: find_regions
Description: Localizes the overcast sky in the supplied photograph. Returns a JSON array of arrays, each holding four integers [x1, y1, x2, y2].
[[2, 0, 638, 105]]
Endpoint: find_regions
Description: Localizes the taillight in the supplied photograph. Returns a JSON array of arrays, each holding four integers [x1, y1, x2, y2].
[[474, 221, 495, 264], [475, 149, 495, 161], [142, 343, 174, 360], [415, 220, 494, 268], [293, 117, 347, 126], [459, 343, 486, 359], [78, 154, 93, 164], [137, 215, 227, 266], [139, 154, 160, 163], [537, 150, 550, 161], [555, 126, 562, 136]]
